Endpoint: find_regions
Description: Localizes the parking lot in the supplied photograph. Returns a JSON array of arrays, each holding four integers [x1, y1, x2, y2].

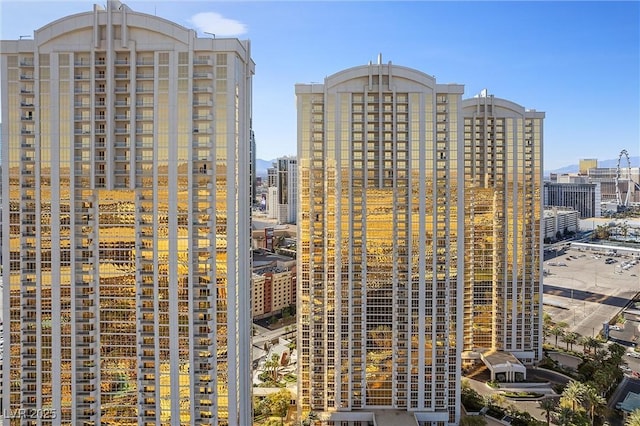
[[543, 245, 640, 340]]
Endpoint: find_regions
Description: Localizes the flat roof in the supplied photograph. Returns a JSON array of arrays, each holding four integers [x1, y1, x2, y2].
[[482, 351, 526, 372], [619, 391, 640, 413]]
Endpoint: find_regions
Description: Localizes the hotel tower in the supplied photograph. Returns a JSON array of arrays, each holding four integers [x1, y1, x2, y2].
[[1, 1, 255, 425], [461, 93, 544, 369], [296, 60, 465, 425], [296, 62, 543, 425]]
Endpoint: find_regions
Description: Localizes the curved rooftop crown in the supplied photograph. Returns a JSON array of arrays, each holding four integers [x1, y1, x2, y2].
[[33, 0, 196, 48]]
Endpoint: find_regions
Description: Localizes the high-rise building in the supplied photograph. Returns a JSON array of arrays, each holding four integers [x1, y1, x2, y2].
[[297, 63, 544, 425], [296, 60, 465, 425], [544, 181, 602, 218], [1, 1, 255, 424], [579, 158, 598, 175], [266, 156, 298, 224], [460, 93, 544, 368]]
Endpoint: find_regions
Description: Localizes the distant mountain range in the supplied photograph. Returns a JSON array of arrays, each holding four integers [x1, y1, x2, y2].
[[256, 159, 274, 177], [257, 156, 640, 178], [546, 156, 640, 176]]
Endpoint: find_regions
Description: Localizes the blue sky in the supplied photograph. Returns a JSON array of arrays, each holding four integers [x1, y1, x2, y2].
[[1, 1, 638, 171]]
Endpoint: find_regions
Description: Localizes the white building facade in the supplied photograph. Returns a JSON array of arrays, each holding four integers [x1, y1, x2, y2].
[[1, 1, 254, 424], [266, 156, 298, 224], [296, 61, 464, 425]]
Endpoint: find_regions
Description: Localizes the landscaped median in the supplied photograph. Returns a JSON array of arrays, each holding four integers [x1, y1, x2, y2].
[[501, 391, 545, 400]]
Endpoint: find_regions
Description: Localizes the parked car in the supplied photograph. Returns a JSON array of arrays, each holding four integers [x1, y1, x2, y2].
[[610, 325, 623, 331]]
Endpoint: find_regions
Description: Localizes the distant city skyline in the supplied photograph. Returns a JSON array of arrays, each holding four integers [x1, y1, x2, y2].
[[0, 0, 638, 170]]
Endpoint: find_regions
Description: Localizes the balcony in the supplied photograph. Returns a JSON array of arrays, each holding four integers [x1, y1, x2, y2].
[[20, 59, 34, 67], [115, 73, 129, 79], [193, 58, 211, 65], [20, 75, 34, 80], [136, 59, 154, 66], [136, 73, 154, 79]]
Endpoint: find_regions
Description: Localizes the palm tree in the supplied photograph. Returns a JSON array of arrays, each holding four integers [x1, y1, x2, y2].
[[593, 348, 610, 365], [563, 332, 580, 352], [609, 342, 627, 364], [582, 336, 602, 355], [591, 366, 617, 396], [538, 396, 559, 426], [557, 406, 575, 426], [626, 408, 640, 426], [264, 353, 282, 382], [550, 326, 566, 348], [582, 384, 605, 425], [560, 380, 585, 412]]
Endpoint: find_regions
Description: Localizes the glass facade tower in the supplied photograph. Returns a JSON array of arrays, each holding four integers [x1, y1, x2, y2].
[[0, 1, 254, 425], [296, 62, 465, 425], [461, 94, 544, 364]]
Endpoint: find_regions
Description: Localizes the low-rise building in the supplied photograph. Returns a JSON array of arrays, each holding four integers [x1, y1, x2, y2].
[[252, 250, 296, 319], [543, 207, 580, 241]]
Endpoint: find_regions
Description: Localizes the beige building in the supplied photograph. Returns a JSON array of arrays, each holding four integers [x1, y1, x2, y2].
[[1, 1, 255, 424], [543, 208, 580, 240]]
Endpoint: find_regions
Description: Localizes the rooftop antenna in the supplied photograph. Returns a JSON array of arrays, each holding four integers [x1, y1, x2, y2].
[[378, 53, 382, 65], [204, 32, 216, 38]]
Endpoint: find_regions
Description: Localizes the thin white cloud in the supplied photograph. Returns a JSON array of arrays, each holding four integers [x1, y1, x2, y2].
[[188, 12, 247, 37]]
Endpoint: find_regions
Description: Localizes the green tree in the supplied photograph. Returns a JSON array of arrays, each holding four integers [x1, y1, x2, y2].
[[269, 388, 292, 425], [550, 326, 566, 348], [264, 353, 282, 382], [582, 384, 605, 425], [538, 396, 559, 426], [560, 380, 585, 412], [609, 342, 627, 363], [563, 332, 580, 352], [593, 225, 610, 240]]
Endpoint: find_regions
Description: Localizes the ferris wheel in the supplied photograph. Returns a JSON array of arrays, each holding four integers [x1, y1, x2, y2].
[[615, 149, 632, 207]]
